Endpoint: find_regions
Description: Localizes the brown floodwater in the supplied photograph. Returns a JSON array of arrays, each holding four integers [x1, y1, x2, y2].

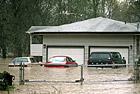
[[0, 58, 140, 94]]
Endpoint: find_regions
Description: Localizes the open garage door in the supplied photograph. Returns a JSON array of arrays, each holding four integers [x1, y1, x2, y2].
[[90, 47, 129, 64], [48, 47, 84, 65]]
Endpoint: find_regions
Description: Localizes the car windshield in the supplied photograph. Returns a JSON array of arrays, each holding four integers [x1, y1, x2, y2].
[[49, 57, 66, 62], [91, 53, 111, 60], [13, 58, 28, 63], [30, 58, 37, 63]]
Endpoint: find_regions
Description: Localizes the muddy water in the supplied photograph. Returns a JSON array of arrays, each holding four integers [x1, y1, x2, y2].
[[0, 58, 13, 63], [0, 58, 140, 94]]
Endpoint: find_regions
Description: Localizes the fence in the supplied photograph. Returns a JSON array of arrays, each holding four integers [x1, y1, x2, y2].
[[87, 61, 139, 83], [0, 62, 139, 85], [19, 63, 84, 85]]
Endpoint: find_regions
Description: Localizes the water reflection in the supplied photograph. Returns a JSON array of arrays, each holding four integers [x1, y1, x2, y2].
[[0, 60, 139, 94]]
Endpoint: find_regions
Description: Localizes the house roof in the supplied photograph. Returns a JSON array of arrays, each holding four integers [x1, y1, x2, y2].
[[27, 17, 139, 34]]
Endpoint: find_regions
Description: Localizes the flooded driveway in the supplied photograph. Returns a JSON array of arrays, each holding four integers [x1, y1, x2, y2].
[[0, 59, 140, 94]]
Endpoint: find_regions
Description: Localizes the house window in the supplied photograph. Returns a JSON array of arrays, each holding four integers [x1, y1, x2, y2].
[[32, 35, 43, 44]]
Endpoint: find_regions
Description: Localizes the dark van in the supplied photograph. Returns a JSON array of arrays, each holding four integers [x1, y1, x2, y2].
[[87, 52, 126, 68]]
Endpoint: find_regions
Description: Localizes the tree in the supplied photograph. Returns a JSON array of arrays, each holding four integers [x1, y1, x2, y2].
[[128, 0, 140, 22], [0, 0, 140, 58], [0, 0, 13, 58]]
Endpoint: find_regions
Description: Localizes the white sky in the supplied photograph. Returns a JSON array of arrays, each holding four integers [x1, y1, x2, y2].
[[118, 0, 125, 2]]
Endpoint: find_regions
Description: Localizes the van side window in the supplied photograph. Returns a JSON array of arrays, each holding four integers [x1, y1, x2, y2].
[[112, 53, 120, 59], [117, 53, 122, 59], [91, 53, 110, 60]]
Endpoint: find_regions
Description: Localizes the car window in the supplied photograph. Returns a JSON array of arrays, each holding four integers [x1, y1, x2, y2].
[[69, 57, 74, 62], [30, 58, 37, 63], [49, 57, 65, 62], [117, 53, 122, 59], [66, 58, 70, 62], [112, 53, 121, 59], [13, 58, 28, 63], [91, 53, 111, 60], [66, 57, 73, 62]]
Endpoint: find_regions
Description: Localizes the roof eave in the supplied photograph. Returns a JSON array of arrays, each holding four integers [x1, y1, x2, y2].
[[28, 31, 140, 35]]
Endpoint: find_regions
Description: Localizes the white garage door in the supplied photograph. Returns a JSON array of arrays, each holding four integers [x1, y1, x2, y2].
[[90, 47, 129, 64], [48, 47, 84, 65]]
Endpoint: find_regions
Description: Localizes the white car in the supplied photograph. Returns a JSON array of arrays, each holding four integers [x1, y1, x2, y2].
[[8, 57, 43, 67]]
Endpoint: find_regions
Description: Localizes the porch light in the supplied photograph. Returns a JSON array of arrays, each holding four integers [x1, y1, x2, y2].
[[43, 44, 46, 49], [130, 45, 132, 49]]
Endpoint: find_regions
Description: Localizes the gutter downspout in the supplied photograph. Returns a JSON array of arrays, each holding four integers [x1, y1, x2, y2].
[[30, 34, 32, 57], [137, 22, 140, 31]]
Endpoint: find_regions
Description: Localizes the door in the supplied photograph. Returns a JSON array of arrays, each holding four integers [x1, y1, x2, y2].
[[48, 47, 84, 65], [90, 47, 129, 64]]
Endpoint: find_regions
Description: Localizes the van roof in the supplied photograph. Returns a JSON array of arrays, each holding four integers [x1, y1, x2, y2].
[[91, 52, 120, 54]]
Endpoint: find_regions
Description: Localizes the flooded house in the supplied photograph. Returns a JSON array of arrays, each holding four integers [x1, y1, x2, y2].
[[26, 17, 140, 65]]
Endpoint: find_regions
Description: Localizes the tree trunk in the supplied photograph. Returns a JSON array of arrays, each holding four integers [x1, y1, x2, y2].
[[2, 46, 6, 58]]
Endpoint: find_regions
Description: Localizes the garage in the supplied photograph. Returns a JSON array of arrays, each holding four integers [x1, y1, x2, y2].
[[90, 47, 129, 64], [27, 17, 138, 64], [47, 47, 84, 65]]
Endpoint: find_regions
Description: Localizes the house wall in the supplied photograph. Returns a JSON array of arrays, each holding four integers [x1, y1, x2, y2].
[[31, 44, 43, 56], [42, 34, 134, 64]]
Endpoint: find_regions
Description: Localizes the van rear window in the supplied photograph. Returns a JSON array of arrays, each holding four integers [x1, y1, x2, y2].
[[13, 58, 28, 63], [90, 53, 110, 60]]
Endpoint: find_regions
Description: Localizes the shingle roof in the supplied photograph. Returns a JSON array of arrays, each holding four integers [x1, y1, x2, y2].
[[27, 17, 139, 34]]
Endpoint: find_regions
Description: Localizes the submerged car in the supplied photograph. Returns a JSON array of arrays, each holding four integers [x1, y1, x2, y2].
[[87, 52, 126, 68], [8, 57, 43, 67], [44, 56, 78, 68]]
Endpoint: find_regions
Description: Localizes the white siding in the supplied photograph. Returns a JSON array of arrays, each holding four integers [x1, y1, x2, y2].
[[31, 44, 42, 56], [43, 34, 134, 64], [43, 34, 133, 46]]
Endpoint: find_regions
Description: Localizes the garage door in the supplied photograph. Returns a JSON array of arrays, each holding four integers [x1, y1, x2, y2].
[[90, 47, 129, 64], [48, 47, 84, 65]]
